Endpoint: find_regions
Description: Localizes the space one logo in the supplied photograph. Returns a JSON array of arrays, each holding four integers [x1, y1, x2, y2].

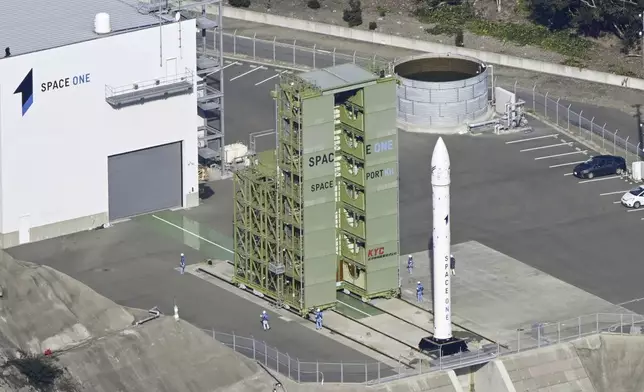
[[14, 69, 91, 116], [366, 139, 394, 155]]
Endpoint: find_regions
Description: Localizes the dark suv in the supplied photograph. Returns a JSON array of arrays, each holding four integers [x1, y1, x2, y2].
[[573, 155, 626, 179]]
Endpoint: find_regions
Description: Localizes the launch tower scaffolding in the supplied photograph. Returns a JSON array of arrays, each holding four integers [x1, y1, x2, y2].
[[234, 64, 399, 315]]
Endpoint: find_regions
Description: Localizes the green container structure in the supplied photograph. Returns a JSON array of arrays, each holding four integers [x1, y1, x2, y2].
[[233, 64, 399, 315]]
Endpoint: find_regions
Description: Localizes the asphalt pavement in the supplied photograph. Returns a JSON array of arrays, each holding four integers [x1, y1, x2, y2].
[[209, 30, 642, 143], [5, 217, 380, 371]]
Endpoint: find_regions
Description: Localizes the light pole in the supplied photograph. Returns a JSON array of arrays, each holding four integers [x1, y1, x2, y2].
[[639, 13, 644, 68]]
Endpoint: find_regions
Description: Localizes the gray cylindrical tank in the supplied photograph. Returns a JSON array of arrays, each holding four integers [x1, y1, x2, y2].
[[395, 54, 490, 130]]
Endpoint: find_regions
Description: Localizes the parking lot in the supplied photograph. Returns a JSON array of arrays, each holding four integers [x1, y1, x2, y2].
[[222, 60, 293, 153]]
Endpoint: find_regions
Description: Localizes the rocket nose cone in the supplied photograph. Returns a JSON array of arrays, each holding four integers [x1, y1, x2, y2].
[[431, 137, 450, 185]]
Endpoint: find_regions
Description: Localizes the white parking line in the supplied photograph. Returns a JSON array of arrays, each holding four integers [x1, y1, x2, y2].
[[627, 208, 644, 212], [505, 134, 557, 144], [600, 190, 630, 196], [519, 142, 571, 152], [255, 70, 287, 85], [549, 161, 585, 168], [614, 201, 622, 204], [229, 66, 265, 81], [563, 173, 574, 176], [222, 61, 239, 70], [535, 151, 587, 160], [578, 176, 621, 184]]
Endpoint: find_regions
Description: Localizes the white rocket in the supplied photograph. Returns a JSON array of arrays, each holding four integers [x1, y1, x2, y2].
[[430, 137, 452, 340]]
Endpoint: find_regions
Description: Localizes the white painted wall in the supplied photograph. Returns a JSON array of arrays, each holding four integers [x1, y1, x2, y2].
[[0, 19, 198, 234]]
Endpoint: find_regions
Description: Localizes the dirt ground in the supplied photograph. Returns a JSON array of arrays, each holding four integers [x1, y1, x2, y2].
[[246, 0, 643, 78]]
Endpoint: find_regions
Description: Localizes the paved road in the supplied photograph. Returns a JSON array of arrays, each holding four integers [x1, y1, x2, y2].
[[209, 32, 642, 143], [6, 214, 392, 383]]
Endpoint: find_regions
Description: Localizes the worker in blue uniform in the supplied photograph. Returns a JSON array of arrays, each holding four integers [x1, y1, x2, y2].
[[315, 308, 323, 330], [416, 281, 424, 302], [180, 253, 186, 275], [261, 310, 270, 331], [407, 255, 414, 274]]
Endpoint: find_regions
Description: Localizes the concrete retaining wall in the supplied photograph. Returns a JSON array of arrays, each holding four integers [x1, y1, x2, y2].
[[219, 6, 644, 91]]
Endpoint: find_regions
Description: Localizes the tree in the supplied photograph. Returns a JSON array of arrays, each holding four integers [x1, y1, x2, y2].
[[343, 0, 363, 27], [524, 0, 644, 51]]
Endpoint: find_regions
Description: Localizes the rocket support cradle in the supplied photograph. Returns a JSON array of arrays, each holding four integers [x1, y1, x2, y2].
[[418, 137, 468, 357]]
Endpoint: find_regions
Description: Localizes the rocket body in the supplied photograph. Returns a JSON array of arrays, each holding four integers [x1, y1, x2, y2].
[[430, 137, 452, 340]]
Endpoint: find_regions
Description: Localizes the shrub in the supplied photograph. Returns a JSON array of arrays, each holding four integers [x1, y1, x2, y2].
[[229, 0, 251, 7], [455, 29, 464, 46], [307, 0, 320, 9], [376, 6, 386, 17], [368, 21, 377, 30], [343, 0, 363, 27]]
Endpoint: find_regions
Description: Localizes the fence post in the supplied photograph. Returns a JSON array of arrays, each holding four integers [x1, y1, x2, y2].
[[365, 361, 368, 383], [252, 33, 256, 60], [615, 130, 619, 154], [233, 331, 236, 351], [590, 117, 595, 142], [252, 337, 256, 360], [596, 313, 600, 333], [333, 48, 336, 66], [602, 124, 606, 151], [272, 37, 276, 62], [316, 361, 319, 383], [537, 323, 541, 347], [353, 51, 356, 64], [313, 44, 316, 69], [557, 322, 561, 343], [578, 111, 583, 136], [514, 80, 517, 94], [544, 92, 548, 118], [378, 361, 380, 382], [212, 327, 215, 340], [372, 55, 377, 69], [233, 30, 237, 56], [264, 341, 268, 365], [621, 314, 624, 335], [517, 329, 521, 352], [556, 98, 560, 126], [293, 40, 296, 65], [288, 354, 291, 379], [532, 84, 536, 112], [277, 350, 279, 373], [567, 104, 571, 131], [298, 359, 301, 383], [578, 317, 582, 337], [340, 361, 343, 383]]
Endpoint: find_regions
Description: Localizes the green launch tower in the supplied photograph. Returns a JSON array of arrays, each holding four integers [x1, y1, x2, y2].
[[233, 63, 399, 315]]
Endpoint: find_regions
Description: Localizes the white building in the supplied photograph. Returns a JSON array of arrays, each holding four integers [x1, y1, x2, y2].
[[0, 0, 204, 247]]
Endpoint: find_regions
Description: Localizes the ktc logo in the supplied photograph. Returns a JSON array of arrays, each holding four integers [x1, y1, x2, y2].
[[14, 69, 34, 116], [368, 247, 384, 258]]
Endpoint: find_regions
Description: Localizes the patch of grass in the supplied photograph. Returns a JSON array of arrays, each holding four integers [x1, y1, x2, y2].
[[561, 57, 586, 68], [418, 4, 594, 58], [376, 6, 387, 17], [608, 65, 638, 77]]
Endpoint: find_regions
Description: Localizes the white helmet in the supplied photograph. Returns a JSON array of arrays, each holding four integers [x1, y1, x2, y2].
[[317, 308, 320, 312], [417, 281, 421, 284], [181, 253, 184, 256], [262, 310, 266, 314], [408, 254, 412, 258]]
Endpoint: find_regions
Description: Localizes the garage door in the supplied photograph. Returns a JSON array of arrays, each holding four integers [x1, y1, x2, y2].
[[108, 142, 182, 220]]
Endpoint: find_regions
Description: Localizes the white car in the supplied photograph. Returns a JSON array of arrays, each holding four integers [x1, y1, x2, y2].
[[621, 186, 644, 209]]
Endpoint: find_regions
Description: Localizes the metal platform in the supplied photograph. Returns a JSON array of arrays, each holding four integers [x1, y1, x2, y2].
[[106, 70, 194, 108], [198, 101, 220, 112], [196, 16, 218, 29], [198, 124, 222, 140], [197, 56, 219, 74]]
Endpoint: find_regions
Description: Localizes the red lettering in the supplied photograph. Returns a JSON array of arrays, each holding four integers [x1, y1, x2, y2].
[[367, 247, 385, 258]]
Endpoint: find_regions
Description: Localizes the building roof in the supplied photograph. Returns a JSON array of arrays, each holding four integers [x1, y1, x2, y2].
[[0, 0, 160, 58], [299, 63, 378, 91]]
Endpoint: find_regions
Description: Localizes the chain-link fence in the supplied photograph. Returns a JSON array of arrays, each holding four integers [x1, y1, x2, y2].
[[205, 312, 644, 384], [217, 31, 643, 166], [505, 81, 644, 167]]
